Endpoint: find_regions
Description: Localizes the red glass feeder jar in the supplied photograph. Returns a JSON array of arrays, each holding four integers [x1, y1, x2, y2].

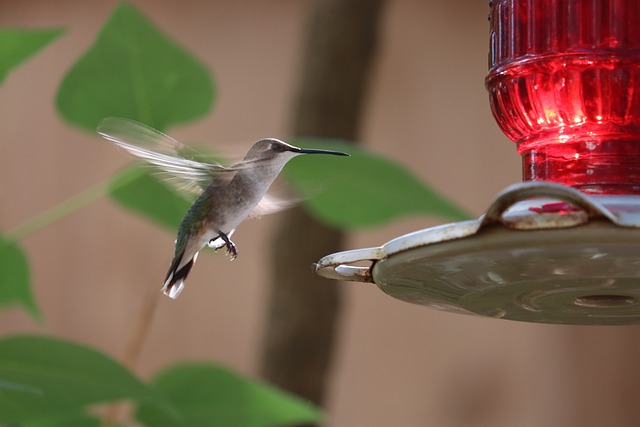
[[486, 0, 640, 194]]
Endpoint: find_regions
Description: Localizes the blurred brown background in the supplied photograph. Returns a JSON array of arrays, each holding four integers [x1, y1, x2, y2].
[[2, 1, 640, 426]]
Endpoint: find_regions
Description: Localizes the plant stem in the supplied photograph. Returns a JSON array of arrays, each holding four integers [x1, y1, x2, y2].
[[101, 280, 161, 427], [122, 280, 161, 369], [6, 178, 111, 241]]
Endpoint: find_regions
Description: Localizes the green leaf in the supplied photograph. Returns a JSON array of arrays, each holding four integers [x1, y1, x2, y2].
[[284, 139, 471, 228], [56, 2, 214, 131], [0, 236, 40, 320], [136, 363, 323, 427], [22, 412, 101, 427], [0, 335, 175, 425], [108, 165, 191, 230], [0, 28, 64, 84]]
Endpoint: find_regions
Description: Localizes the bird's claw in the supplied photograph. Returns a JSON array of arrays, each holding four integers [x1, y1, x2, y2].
[[225, 241, 238, 260], [214, 231, 237, 260]]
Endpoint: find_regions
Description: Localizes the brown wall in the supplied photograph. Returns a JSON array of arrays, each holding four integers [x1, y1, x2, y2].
[[2, 1, 638, 426]]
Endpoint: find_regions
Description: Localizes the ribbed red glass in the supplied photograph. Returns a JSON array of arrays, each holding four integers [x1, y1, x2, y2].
[[486, 0, 640, 194]]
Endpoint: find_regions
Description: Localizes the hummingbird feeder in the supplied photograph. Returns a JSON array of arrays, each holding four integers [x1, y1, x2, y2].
[[314, 0, 640, 325]]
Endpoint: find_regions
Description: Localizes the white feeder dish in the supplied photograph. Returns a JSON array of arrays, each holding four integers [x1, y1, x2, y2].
[[314, 182, 640, 325]]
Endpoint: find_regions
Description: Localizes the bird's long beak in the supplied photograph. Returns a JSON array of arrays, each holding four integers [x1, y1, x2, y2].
[[291, 146, 350, 156]]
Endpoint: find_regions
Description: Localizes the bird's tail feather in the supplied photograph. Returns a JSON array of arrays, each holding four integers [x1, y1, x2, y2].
[[162, 251, 199, 299]]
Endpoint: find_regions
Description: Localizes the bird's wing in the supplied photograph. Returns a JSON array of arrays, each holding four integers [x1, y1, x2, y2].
[[249, 192, 298, 218], [97, 117, 238, 194]]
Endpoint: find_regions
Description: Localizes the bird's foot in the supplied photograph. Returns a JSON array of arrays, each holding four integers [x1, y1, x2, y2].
[[215, 231, 238, 260], [226, 244, 238, 260]]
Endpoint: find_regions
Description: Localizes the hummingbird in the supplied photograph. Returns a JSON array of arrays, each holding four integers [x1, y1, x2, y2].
[[97, 117, 349, 299]]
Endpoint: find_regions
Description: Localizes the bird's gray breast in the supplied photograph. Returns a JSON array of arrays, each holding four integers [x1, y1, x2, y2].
[[205, 171, 269, 232]]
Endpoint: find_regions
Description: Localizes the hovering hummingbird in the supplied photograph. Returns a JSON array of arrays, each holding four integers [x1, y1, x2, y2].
[[97, 117, 349, 299]]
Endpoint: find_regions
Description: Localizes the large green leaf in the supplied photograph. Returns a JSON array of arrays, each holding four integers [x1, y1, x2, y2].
[[284, 139, 471, 228], [22, 412, 101, 427], [136, 363, 322, 427], [0, 335, 175, 425], [0, 236, 40, 320], [56, 2, 214, 131], [108, 165, 191, 230], [0, 28, 64, 84]]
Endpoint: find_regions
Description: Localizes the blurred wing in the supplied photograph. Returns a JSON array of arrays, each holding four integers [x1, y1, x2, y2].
[[249, 193, 298, 218], [97, 117, 234, 194]]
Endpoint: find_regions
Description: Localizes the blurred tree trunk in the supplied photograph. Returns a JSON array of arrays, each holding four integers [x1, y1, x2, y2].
[[259, 0, 385, 415]]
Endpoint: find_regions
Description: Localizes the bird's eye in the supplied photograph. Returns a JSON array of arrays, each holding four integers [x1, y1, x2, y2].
[[271, 143, 287, 152]]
